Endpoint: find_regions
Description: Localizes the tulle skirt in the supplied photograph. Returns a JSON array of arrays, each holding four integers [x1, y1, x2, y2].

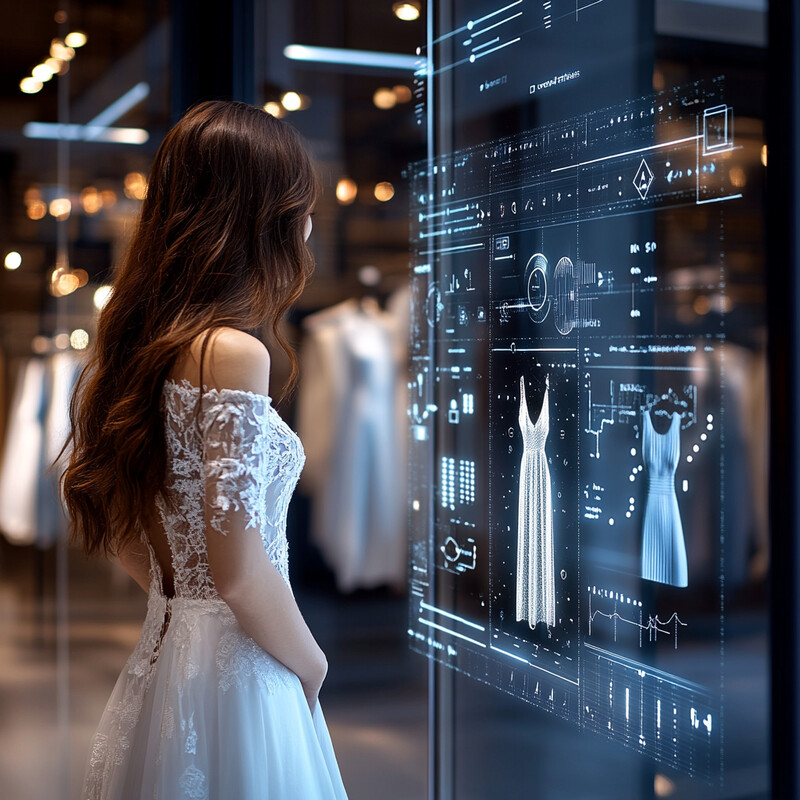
[[82, 592, 348, 800]]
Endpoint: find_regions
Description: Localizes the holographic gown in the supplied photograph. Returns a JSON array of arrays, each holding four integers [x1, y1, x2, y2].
[[641, 410, 688, 588], [516, 375, 556, 629]]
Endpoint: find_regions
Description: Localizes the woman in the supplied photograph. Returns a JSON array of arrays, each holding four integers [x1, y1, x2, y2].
[[62, 101, 348, 799]]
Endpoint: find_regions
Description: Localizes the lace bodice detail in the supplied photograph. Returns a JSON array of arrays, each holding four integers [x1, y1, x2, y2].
[[155, 378, 305, 598]]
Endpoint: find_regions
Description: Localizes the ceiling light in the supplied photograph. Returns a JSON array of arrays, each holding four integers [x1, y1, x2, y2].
[[373, 87, 397, 109], [64, 31, 87, 48], [4, 252, 21, 270], [20, 77, 43, 94], [281, 91, 302, 111], [393, 1, 421, 21], [374, 181, 395, 202], [335, 178, 358, 205]]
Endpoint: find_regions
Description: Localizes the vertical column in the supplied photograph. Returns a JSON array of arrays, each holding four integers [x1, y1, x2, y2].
[[170, 0, 255, 121]]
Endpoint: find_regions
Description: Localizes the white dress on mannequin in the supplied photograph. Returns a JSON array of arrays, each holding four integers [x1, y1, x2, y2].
[[82, 378, 347, 800]]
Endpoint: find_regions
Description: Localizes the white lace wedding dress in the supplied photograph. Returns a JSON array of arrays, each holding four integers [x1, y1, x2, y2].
[[82, 378, 348, 799]]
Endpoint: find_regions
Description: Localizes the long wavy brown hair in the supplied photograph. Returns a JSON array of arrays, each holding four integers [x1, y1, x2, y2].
[[61, 100, 319, 557]]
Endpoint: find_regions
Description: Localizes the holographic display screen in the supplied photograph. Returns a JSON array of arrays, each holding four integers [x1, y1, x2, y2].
[[407, 0, 744, 785]]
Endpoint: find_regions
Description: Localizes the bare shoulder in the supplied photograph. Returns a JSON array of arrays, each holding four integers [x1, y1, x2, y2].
[[193, 327, 271, 397]]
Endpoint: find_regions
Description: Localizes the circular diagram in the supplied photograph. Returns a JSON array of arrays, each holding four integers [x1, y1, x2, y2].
[[524, 253, 550, 323]]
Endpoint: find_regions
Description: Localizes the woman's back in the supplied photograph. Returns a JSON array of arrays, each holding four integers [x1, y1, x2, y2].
[[82, 329, 347, 799]]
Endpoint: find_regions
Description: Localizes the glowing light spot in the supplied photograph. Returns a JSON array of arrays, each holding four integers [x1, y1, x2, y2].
[[335, 178, 357, 205], [4, 251, 21, 270], [20, 77, 43, 94], [373, 87, 397, 109], [49, 198, 72, 219], [64, 31, 88, 48], [54, 332, 70, 350], [392, 1, 421, 20], [280, 91, 302, 111], [693, 444, 700, 453], [69, 328, 89, 350], [124, 172, 147, 200], [263, 101, 286, 118], [608, 518, 614, 525], [686, 455, 693, 463], [93, 285, 113, 310], [374, 181, 395, 202], [393, 84, 412, 103], [32, 63, 56, 82]]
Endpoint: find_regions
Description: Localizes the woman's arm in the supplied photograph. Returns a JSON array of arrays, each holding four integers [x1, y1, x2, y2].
[[199, 328, 328, 710]]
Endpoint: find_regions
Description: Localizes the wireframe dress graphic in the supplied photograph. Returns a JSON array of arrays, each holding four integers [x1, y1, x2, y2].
[[516, 375, 556, 629], [641, 409, 688, 587]]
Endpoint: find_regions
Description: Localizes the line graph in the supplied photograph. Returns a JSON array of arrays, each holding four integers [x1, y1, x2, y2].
[[587, 587, 687, 648]]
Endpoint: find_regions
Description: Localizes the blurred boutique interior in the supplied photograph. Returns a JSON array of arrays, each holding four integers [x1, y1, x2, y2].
[[0, 1, 777, 799]]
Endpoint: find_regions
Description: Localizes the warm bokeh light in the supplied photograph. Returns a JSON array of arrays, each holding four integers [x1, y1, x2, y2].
[[4, 251, 21, 270], [124, 172, 147, 200], [27, 200, 47, 220], [729, 166, 747, 188], [281, 91, 302, 111], [32, 63, 55, 82], [263, 101, 287, 118], [54, 332, 70, 349], [654, 774, 676, 797], [335, 178, 358, 205], [761, 144, 767, 167], [49, 198, 72, 219], [74, 268, 89, 288], [70, 328, 90, 350], [393, 84, 412, 103], [80, 187, 103, 215], [45, 57, 62, 73], [31, 335, 49, 355], [50, 39, 75, 61], [693, 295, 711, 316], [100, 189, 117, 207], [358, 265, 382, 286], [93, 284, 113, 310], [374, 181, 395, 202], [20, 77, 43, 94], [64, 31, 88, 48], [393, 1, 421, 21], [51, 268, 80, 297], [373, 87, 397, 109]]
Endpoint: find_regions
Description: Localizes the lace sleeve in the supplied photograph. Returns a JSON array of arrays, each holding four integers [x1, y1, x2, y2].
[[200, 391, 272, 537]]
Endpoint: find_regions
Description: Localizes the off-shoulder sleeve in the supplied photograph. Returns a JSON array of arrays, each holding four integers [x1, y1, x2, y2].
[[200, 392, 272, 537]]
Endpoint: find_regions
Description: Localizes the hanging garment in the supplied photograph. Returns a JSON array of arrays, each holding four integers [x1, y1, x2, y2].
[[82, 378, 348, 800], [38, 351, 83, 548], [641, 410, 688, 587], [298, 300, 406, 592], [516, 375, 556, 629], [0, 359, 46, 545]]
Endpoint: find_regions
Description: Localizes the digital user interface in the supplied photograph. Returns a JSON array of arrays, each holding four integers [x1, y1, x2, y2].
[[408, 0, 739, 784]]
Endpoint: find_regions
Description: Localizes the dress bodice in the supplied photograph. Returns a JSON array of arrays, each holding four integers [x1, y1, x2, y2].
[[152, 378, 305, 599], [519, 375, 549, 452], [642, 410, 679, 484]]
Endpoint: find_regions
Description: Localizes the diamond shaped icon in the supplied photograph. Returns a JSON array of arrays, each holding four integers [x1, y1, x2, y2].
[[633, 158, 654, 200]]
